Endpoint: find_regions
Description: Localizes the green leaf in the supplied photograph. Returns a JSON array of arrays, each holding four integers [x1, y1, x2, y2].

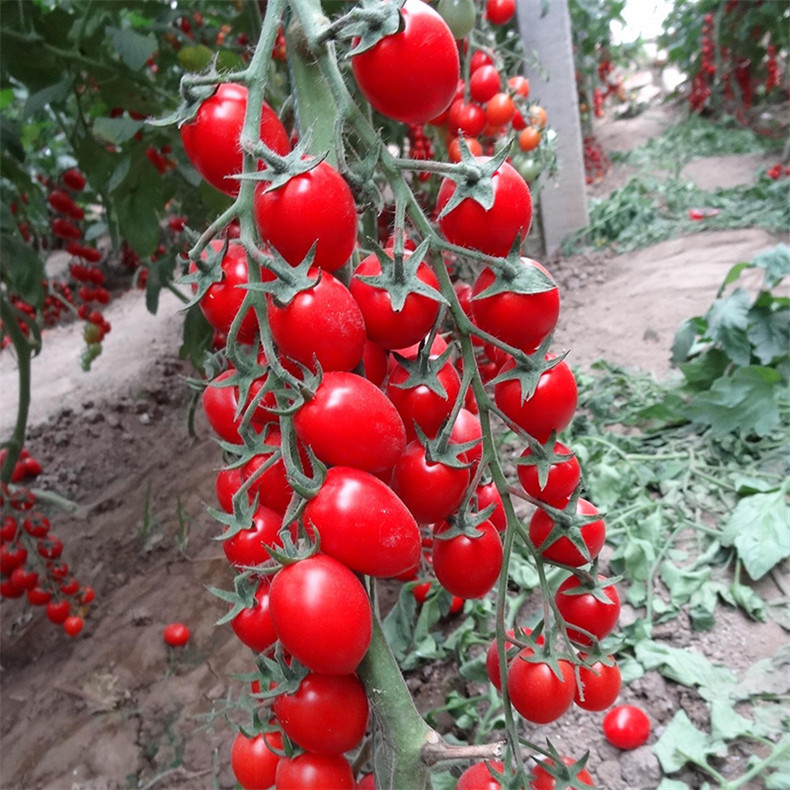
[[710, 698, 760, 740], [1, 233, 45, 306], [748, 304, 790, 365], [678, 348, 729, 391], [754, 244, 790, 289], [106, 26, 158, 71], [24, 75, 73, 116], [179, 305, 213, 373], [687, 366, 783, 437], [705, 288, 750, 343], [656, 781, 691, 790], [717, 261, 753, 294], [672, 317, 701, 364], [92, 117, 144, 145], [720, 489, 790, 580], [635, 640, 737, 693], [382, 584, 418, 662], [653, 710, 727, 774]]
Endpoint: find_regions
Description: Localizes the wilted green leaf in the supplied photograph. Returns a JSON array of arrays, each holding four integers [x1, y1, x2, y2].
[[653, 710, 727, 774]]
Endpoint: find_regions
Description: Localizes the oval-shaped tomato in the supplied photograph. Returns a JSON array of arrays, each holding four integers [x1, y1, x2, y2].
[[191, 242, 273, 345], [303, 467, 420, 577], [449, 407, 483, 467], [436, 0, 476, 38], [274, 672, 369, 755], [232, 580, 278, 654], [350, 251, 441, 350], [436, 159, 532, 258], [555, 574, 620, 646], [469, 65, 501, 103], [486, 93, 516, 127], [574, 655, 621, 711], [269, 555, 372, 675], [456, 761, 504, 790], [602, 705, 651, 750], [432, 520, 502, 598], [232, 731, 283, 790], [486, 0, 516, 25], [485, 628, 545, 690], [216, 467, 244, 513], [517, 441, 580, 507], [494, 356, 578, 443], [294, 372, 406, 474], [254, 160, 357, 273], [386, 355, 461, 441], [275, 752, 354, 790], [202, 370, 253, 444], [475, 481, 507, 532], [362, 340, 389, 387], [447, 99, 487, 137], [268, 270, 365, 372], [351, 0, 459, 124], [222, 504, 285, 569], [163, 622, 190, 647], [529, 757, 594, 789], [471, 259, 559, 354], [390, 441, 470, 524], [528, 498, 605, 567], [241, 429, 297, 514], [507, 651, 575, 724], [180, 83, 290, 196]]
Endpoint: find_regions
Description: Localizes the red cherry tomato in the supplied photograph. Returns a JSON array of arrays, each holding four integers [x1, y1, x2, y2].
[[517, 441, 580, 507], [529, 756, 594, 789], [432, 520, 503, 598], [603, 705, 651, 750], [275, 752, 354, 790], [507, 651, 575, 724], [231, 580, 277, 654], [574, 655, 622, 711], [163, 622, 190, 647], [486, 0, 516, 25], [231, 731, 283, 790], [555, 574, 620, 646], [528, 498, 606, 567], [456, 761, 504, 790]]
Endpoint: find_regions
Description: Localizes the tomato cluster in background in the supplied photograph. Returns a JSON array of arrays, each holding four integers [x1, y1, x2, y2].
[[0, 452, 94, 637]]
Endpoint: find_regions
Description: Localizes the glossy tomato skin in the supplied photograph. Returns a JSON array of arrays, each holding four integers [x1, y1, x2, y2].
[[350, 252, 441, 350], [471, 260, 560, 354], [222, 504, 285, 568], [294, 372, 406, 474], [386, 356, 461, 440], [529, 757, 594, 789], [602, 705, 651, 750], [241, 429, 297, 514], [486, 0, 516, 25], [269, 555, 372, 675], [275, 752, 354, 790], [390, 441, 470, 524], [202, 370, 248, 444], [273, 672, 368, 755], [432, 520, 503, 598], [163, 623, 190, 647], [507, 651, 576, 724], [232, 731, 283, 790], [232, 581, 278, 654], [517, 441, 580, 507], [494, 356, 578, 443], [302, 467, 420, 578], [475, 482, 507, 532], [449, 408, 483, 467], [268, 270, 365, 372], [436, 160, 532, 258], [469, 65, 502, 103], [192, 242, 272, 344], [351, 0, 459, 124], [574, 655, 621, 711], [456, 761, 504, 790], [555, 574, 620, 646], [181, 83, 290, 196], [254, 161, 357, 273], [362, 340, 389, 387], [528, 498, 605, 567], [216, 467, 244, 513]]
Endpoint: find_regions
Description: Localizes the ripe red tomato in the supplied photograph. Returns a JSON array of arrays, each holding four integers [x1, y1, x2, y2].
[[350, 251, 441, 350], [241, 429, 297, 514], [486, 0, 516, 25], [574, 655, 621, 711], [485, 628, 544, 690], [46, 599, 70, 624], [485, 93, 516, 127], [202, 370, 252, 444], [273, 672, 369, 755], [470, 50, 494, 72], [432, 520, 502, 598], [390, 440, 470, 524], [494, 356, 578, 443], [180, 83, 290, 196], [475, 482, 507, 532], [254, 160, 357, 273], [163, 622, 190, 647], [507, 651, 575, 724], [436, 159, 532, 258], [269, 555, 372, 675], [231, 580, 278, 654], [62, 168, 87, 191], [447, 100, 487, 137], [303, 466, 420, 578], [231, 731, 283, 790], [471, 259, 559, 354], [386, 354, 461, 441], [222, 504, 285, 568], [362, 340, 389, 387], [528, 498, 605, 567], [529, 757, 594, 789], [555, 574, 620, 646], [268, 270, 365, 372], [602, 705, 651, 750], [275, 752, 354, 790], [63, 615, 84, 637], [449, 407, 483, 467], [517, 441, 580, 507], [191, 241, 272, 345], [216, 467, 244, 513], [351, 0, 459, 124], [456, 761, 504, 790], [294, 372, 406, 474], [469, 65, 502, 103]]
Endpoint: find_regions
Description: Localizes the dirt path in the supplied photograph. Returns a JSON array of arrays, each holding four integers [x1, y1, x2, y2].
[[1, 101, 788, 790]]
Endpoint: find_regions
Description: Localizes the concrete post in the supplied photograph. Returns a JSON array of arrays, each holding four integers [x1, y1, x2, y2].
[[516, 0, 588, 253]]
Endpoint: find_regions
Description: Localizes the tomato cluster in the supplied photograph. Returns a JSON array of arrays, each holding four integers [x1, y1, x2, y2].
[[0, 460, 94, 637]]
